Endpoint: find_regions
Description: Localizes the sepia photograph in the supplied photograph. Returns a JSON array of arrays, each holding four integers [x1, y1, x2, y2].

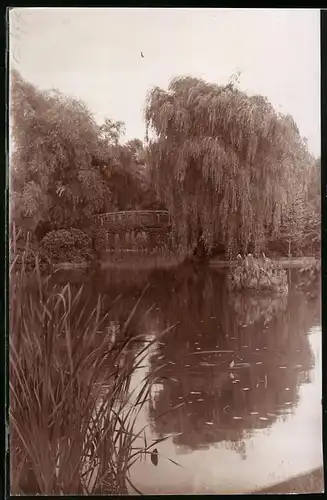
[[8, 7, 322, 495]]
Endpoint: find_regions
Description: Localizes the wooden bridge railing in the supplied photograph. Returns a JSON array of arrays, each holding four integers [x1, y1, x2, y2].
[[90, 210, 171, 228]]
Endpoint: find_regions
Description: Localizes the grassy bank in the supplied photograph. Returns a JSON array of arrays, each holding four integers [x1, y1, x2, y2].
[[9, 255, 174, 495]]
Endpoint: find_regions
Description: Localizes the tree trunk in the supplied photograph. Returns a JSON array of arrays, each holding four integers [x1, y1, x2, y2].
[[192, 231, 209, 263]]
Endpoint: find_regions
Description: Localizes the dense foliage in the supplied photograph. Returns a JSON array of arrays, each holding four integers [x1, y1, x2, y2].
[[10, 260, 168, 494], [10, 70, 163, 239], [145, 76, 318, 257], [10, 71, 319, 260], [228, 254, 288, 294], [40, 229, 93, 264], [268, 157, 320, 257]]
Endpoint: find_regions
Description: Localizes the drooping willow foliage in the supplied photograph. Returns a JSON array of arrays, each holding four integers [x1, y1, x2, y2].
[[145, 76, 314, 257]]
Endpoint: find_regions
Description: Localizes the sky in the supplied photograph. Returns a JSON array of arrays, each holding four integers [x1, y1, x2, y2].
[[9, 8, 321, 156]]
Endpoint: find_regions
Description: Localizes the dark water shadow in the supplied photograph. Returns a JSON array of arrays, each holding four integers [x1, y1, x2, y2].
[[50, 263, 320, 460]]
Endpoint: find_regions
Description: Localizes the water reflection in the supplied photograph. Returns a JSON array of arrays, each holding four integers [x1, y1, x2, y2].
[[145, 271, 318, 456], [51, 262, 321, 493]]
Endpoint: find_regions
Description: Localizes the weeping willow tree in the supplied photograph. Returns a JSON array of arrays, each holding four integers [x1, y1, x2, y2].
[[145, 76, 313, 258]]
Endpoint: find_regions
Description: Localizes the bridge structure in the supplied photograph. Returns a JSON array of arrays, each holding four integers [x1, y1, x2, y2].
[[90, 210, 171, 229], [88, 210, 172, 253]]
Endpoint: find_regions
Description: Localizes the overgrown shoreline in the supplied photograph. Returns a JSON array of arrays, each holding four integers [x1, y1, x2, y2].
[[9, 255, 174, 495]]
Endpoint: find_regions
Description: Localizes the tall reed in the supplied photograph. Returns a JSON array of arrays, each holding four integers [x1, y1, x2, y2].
[[9, 239, 175, 494]]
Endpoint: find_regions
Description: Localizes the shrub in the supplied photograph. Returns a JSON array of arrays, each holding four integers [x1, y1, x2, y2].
[[228, 254, 288, 294], [41, 228, 93, 263]]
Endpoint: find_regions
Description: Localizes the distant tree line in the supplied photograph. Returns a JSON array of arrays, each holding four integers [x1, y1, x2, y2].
[[10, 70, 320, 259]]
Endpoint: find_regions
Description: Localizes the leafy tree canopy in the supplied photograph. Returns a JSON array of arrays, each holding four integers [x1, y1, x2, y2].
[[145, 76, 315, 256], [10, 70, 162, 236], [10, 69, 111, 231]]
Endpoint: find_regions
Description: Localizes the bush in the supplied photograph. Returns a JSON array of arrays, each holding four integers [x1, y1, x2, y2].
[[41, 229, 93, 263], [228, 254, 288, 294]]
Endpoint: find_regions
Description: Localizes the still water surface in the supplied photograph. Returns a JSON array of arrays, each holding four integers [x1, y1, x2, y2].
[[53, 263, 322, 494]]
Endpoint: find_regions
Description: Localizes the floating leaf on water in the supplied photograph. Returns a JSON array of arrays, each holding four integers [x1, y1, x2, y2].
[[185, 364, 190, 367], [178, 396, 183, 399], [205, 421, 214, 425], [230, 373, 235, 379], [285, 402, 292, 405], [196, 347, 201, 350], [229, 360, 235, 368], [250, 412, 259, 415], [241, 325, 247, 328], [151, 448, 159, 466], [233, 416, 243, 420], [256, 362, 263, 365], [285, 388, 290, 391], [279, 366, 287, 369], [232, 380, 240, 384], [190, 391, 201, 395], [242, 388, 250, 391], [267, 413, 276, 417], [259, 417, 268, 421], [242, 346, 249, 348], [210, 316, 216, 319], [197, 398, 204, 402], [169, 361, 176, 365]]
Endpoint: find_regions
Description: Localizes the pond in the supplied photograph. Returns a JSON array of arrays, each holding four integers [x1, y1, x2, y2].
[[51, 262, 322, 495]]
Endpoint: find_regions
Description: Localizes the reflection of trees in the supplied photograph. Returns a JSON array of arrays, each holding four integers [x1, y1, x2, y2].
[[51, 267, 155, 342], [50, 264, 320, 456], [145, 268, 319, 455], [231, 293, 288, 327]]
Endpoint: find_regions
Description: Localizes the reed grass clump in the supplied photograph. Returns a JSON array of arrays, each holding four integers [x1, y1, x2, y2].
[[228, 254, 288, 294], [9, 251, 174, 495]]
